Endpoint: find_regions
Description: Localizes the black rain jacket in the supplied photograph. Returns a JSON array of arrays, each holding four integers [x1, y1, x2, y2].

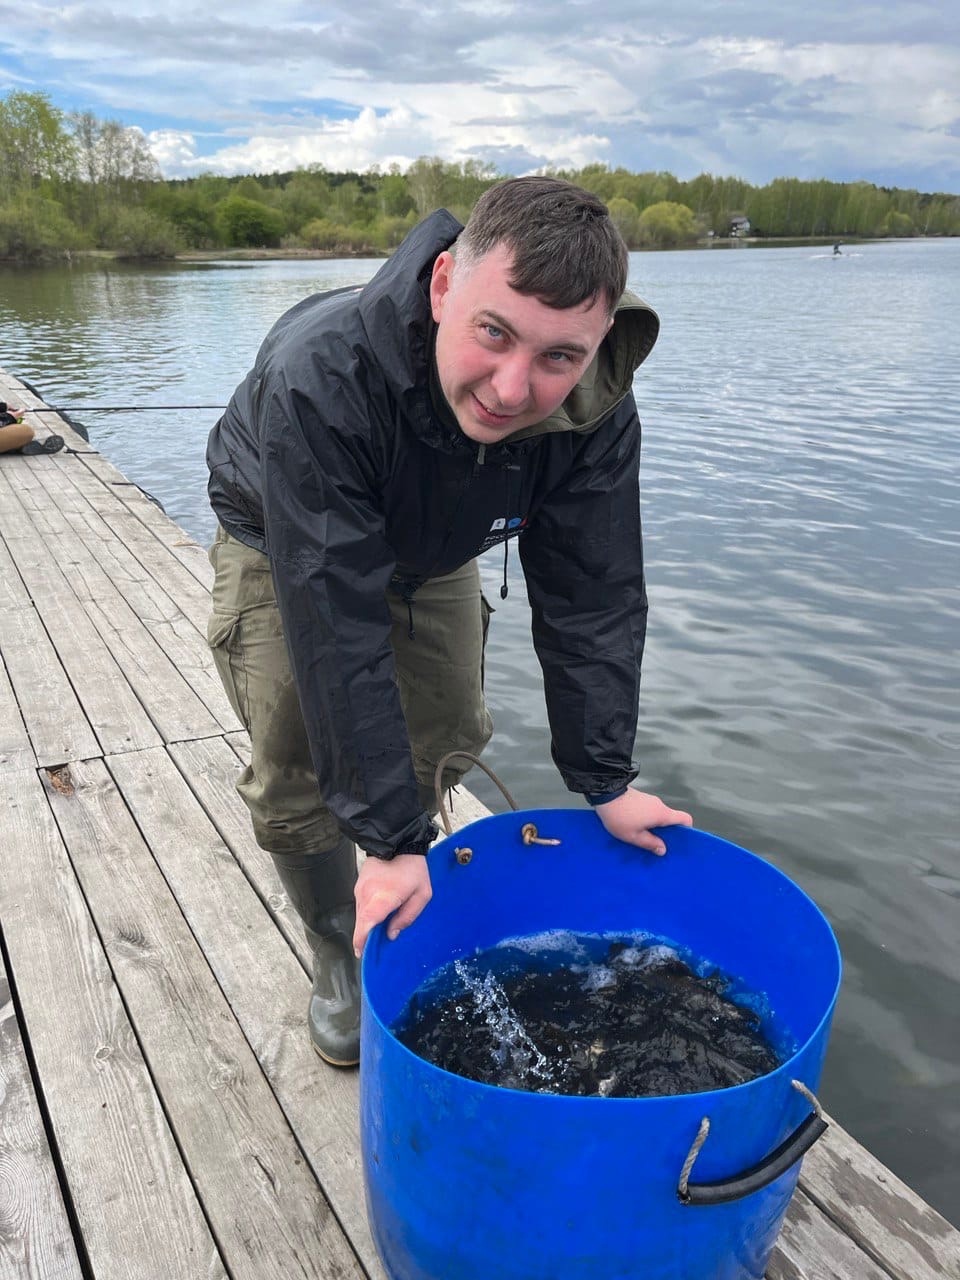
[[207, 210, 660, 857]]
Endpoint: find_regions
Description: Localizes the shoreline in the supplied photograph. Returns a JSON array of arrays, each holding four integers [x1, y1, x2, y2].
[[172, 235, 869, 261], [4, 234, 949, 268], [175, 246, 377, 261]]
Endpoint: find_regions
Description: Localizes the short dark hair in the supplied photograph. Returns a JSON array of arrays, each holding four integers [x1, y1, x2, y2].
[[455, 176, 628, 315]]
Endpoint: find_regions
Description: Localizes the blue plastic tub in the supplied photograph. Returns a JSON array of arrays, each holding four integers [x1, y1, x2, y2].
[[360, 812, 842, 1280]]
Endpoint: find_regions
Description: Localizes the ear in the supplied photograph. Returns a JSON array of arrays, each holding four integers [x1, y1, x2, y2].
[[429, 250, 455, 323]]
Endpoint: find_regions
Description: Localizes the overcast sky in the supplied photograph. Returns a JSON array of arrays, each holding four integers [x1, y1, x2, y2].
[[2, 2, 959, 192]]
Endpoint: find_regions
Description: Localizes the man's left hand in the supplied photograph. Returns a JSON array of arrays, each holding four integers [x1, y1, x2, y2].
[[594, 789, 693, 854]]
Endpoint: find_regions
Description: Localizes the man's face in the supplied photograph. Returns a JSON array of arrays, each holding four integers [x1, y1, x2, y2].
[[430, 243, 612, 445]]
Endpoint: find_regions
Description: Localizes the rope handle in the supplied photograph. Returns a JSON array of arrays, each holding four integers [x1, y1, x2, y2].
[[433, 752, 518, 836], [432, 753, 561, 862], [677, 1080, 827, 1205]]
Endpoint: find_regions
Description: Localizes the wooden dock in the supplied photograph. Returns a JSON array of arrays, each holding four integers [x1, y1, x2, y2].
[[1, 370, 957, 1280]]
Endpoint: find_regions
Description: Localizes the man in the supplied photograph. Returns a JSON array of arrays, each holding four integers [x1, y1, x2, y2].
[[206, 176, 692, 1067]]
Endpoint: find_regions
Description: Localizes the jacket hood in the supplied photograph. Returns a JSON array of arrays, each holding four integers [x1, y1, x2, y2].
[[508, 288, 659, 442], [356, 209, 461, 447], [356, 209, 660, 447]]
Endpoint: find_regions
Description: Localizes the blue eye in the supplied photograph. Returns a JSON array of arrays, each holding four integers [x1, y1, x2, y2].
[[545, 351, 571, 363], [484, 324, 504, 340]]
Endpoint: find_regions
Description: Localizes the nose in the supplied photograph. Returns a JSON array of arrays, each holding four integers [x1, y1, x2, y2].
[[489, 353, 532, 411]]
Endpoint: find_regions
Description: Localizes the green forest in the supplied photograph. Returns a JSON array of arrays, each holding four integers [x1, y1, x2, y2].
[[3, 90, 959, 262]]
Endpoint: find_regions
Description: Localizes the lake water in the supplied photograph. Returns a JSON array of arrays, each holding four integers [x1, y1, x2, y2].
[[2, 238, 958, 1223]]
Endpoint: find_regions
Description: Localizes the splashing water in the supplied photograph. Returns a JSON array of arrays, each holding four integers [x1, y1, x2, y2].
[[394, 935, 785, 1097], [451, 960, 555, 1088]]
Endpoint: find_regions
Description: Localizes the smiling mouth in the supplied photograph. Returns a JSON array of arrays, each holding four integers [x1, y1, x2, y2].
[[472, 393, 516, 424]]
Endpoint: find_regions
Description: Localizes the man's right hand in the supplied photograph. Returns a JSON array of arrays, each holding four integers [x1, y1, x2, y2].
[[353, 854, 433, 957]]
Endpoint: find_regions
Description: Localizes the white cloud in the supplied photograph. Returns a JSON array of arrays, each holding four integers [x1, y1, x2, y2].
[[147, 129, 201, 173], [2, 2, 958, 188]]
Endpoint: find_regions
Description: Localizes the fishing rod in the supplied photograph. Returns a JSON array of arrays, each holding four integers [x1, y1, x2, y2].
[[19, 404, 227, 413]]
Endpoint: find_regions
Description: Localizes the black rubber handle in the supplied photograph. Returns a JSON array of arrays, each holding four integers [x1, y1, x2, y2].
[[680, 1112, 828, 1206]]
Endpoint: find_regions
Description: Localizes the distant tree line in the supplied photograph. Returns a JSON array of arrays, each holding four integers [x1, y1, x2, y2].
[[2, 90, 959, 263]]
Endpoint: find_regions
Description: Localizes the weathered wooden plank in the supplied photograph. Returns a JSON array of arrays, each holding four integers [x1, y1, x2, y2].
[[29, 452, 125, 521], [225, 727, 252, 761], [2, 535, 162, 755], [75, 585, 223, 743], [71, 452, 214, 590], [109, 743, 385, 1279], [167, 735, 307, 954], [0, 529, 32, 609], [799, 1114, 960, 1280], [67, 449, 147, 496], [5, 440, 183, 573], [1, 482, 101, 764], [0, 534, 37, 765], [58, 753, 365, 1280], [91, 508, 217, 632], [23, 482, 237, 731], [50, 450, 216, 599], [0, 580, 101, 767], [0, 652, 35, 771], [768, 1186, 892, 1279], [0, 957, 85, 1280], [0, 479, 219, 745], [0, 767, 227, 1280], [0, 381, 44, 409], [3, 461, 100, 536], [22, 528, 220, 744]]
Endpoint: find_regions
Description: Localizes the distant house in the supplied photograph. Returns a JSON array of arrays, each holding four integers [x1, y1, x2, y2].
[[729, 215, 751, 237]]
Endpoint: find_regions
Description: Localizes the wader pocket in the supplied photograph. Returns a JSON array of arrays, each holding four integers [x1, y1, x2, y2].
[[480, 593, 494, 688], [207, 610, 239, 652], [206, 610, 245, 727]]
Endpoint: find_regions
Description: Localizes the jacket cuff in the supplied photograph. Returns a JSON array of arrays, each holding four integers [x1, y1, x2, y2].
[[365, 817, 439, 860], [586, 786, 629, 807], [561, 764, 639, 796]]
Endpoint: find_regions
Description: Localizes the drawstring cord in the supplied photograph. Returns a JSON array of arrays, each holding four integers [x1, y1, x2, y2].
[[500, 460, 521, 601], [406, 598, 415, 640]]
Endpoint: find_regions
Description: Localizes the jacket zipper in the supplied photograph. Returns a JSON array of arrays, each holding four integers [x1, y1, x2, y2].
[[399, 441, 490, 636]]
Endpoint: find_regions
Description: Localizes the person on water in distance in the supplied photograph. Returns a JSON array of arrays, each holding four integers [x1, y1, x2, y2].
[[205, 176, 693, 1067]]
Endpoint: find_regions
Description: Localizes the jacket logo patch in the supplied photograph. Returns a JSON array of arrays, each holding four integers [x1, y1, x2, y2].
[[479, 514, 528, 554]]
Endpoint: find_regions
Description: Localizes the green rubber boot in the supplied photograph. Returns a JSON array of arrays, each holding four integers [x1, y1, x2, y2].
[[270, 840, 361, 1066]]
